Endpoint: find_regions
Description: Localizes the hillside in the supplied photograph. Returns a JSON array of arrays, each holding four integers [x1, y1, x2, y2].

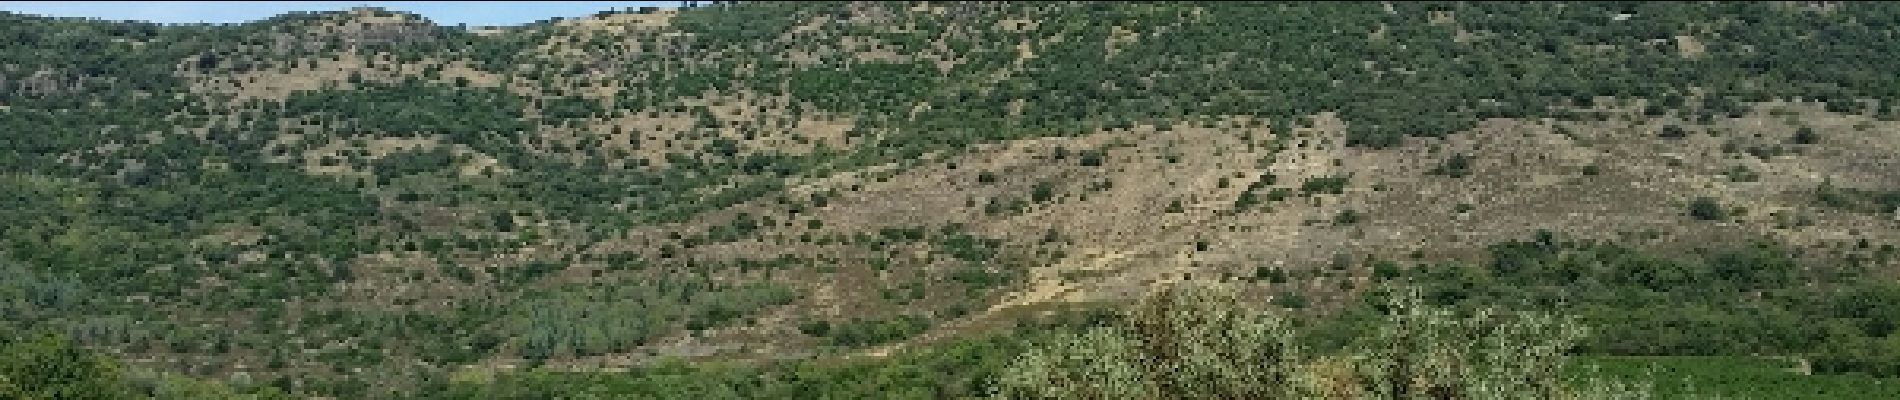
[[5, 1, 1900, 397]]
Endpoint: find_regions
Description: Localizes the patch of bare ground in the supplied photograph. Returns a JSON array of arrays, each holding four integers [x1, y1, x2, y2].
[[1105, 25, 1139, 57], [1675, 34, 1707, 57], [286, 136, 509, 177], [555, 9, 676, 32]]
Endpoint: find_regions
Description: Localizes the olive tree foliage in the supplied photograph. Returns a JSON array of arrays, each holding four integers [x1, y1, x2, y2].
[[997, 285, 1655, 400], [1336, 289, 1651, 400], [995, 285, 1314, 399], [993, 327, 1161, 399]]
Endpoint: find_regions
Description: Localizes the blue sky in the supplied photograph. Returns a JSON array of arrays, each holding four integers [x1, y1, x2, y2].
[[0, 1, 678, 27]]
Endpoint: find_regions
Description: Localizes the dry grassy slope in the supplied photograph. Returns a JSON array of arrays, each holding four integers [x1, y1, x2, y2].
[[185, 53, 515, 102], [161, 10, 894, 327], [180, 8, 503, 100], [182, 8, 880, 174], [571, 102, 1900, 360]]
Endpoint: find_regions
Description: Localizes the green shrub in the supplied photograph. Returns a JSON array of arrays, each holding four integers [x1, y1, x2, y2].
[[1659, 125, 1688, 139], [1431, 153, 1475, 178], [1334, 209, 1363, 225], [1301, 176, 1351, 195], [1791, 127, 1820, 145], [1689, 197, 1728, 221], [826, 316, 932, 347]]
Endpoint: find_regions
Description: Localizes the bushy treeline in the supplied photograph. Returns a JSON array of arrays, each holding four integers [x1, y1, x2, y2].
[[422, 332, 1037, 399], [432, 233, 1900, 398], [1332, 232, 1900, 378], [504, 277, 798, 361]]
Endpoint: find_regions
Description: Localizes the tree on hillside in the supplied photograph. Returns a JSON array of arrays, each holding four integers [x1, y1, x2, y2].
[[0, 331, 135, 400], [1688, 197, 1728, 221], [995, 285, 1308, 399]]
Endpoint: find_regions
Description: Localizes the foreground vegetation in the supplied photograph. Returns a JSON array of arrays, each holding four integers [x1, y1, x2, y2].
[[0, 330, 289, 399], [429, 282, 1900, 399], [1576, 356, 1900, 399], [1370, 233, 1900, 376], [423, 233, 1900, 399], [12, 266, 1897, 398], [429, 286, 1651, 399]]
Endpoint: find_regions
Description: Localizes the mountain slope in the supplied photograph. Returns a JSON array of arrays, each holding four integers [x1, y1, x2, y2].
[[4, 2, 1900, 396]]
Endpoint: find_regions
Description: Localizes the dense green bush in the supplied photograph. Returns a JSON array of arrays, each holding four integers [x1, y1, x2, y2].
[[1, 331, 136, 399], [1301, 176, 1351, 195], [504, 277, 798, 359], [824, 315, 933, 347], [1688, 196, 1728, 221], [1430, 153, 1474, 178]]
